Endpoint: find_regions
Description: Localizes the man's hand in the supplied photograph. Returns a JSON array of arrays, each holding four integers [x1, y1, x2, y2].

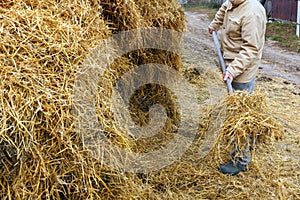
[[208, 26, 216, 34], [223, 71, 233, 83]]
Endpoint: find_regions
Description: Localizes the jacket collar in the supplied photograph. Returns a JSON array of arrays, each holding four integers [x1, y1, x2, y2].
[[228, 0, 247, 8]]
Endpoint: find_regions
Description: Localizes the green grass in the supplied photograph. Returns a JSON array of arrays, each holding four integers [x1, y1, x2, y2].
[[183, 4, 208, 10], [266, 21, 300, 52]]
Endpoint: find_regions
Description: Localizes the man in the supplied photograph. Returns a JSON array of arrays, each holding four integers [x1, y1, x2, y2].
[[208, 0, 266, 175]]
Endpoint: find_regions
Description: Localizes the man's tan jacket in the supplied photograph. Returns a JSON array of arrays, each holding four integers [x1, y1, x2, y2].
[[209, 0, 266, 83]]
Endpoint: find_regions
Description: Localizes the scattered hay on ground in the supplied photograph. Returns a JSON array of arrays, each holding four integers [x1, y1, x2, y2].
[[1, 0, 299, 199]]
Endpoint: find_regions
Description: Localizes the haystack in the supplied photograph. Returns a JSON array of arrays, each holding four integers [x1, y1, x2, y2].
[[1, 0, 291, 199], [0, 0, 185, 199], [0, 1, 112, 199]]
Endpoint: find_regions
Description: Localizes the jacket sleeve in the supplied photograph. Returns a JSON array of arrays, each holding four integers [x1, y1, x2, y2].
[[226, 14, 265, 78], [209, 3, 227, 29]]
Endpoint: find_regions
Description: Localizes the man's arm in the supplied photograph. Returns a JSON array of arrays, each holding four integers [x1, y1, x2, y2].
[[208, 2, 227, 33]]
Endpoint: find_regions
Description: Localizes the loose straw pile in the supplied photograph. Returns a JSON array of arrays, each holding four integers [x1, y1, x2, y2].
[[215, 92, 283, 159], [0, 0, 185, 199]]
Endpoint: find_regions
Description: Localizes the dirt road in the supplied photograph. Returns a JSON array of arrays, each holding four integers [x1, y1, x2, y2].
[[183, 10, 300, 88]]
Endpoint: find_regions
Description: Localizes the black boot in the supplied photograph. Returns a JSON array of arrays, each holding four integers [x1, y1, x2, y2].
[[219, 160, 248, 176]]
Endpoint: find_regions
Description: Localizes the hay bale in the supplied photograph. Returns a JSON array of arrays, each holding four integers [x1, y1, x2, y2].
[[100, 0, 144, 32], [132, 0, 185, 71], [0, 0, 186, 199], [0, 0, 114, 199], [94, 0, 185, 154], [133, 0, 185, 31], [99, 0, 184, 71], [100, 0, 184, 32]]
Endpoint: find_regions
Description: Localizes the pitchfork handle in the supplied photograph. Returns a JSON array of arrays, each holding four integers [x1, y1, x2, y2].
[[212, 31, 233, 94]]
